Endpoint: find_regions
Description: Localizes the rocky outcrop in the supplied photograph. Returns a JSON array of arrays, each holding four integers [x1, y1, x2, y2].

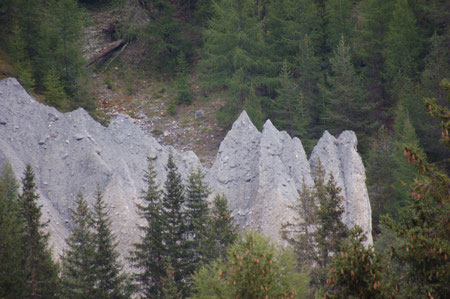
[[0, 78, 373, 263]]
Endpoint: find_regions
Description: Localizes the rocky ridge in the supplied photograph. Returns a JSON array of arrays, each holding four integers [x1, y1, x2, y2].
[[0, 78, 372, 263]]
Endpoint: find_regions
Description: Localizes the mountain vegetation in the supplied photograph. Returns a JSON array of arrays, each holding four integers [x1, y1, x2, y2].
[[0, 0, 448, 297]]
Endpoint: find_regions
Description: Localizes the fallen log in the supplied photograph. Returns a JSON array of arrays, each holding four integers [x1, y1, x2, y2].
[[88, 39, 124, 65]]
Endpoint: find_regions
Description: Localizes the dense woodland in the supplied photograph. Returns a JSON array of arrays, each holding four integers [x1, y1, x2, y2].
[[0, 0, 449, 298]]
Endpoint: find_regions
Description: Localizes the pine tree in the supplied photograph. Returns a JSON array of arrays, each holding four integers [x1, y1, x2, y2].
[[19, 164, 60, 298], [43, 67, 67, 109], [206, 194, 237, 261], [243, 86, 265, 130], [391, 103, 423, 216], [382, 87, 450, 297], [175, 52, 194, 105], [323, 227, 393, 298], [162, 259, 182, 299], [9, 24, 35, 90], [281, 162, 348, 290], [383, 0, 423, 94], [365, 126, 395, 235], [191, 232, 310, 298], [0, 162, 25, 298], [325, 0, 355, 51], [61, 192, 97, 299], [272, 60, 310, 143], [321, 36, 375, 152], [298, 0, 326, 57], [161, 152, 191, 296], [185, 167, 210, 268], [129, 158, 166, 298], [202, 0, 271, 128], [92, 188, 132, 299]]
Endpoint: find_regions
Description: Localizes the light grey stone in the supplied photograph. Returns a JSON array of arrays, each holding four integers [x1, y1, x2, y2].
[[0, 78, 373, 269]]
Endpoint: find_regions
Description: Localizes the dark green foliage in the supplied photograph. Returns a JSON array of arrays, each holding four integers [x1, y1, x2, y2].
[[382, 91, 450, 298], [202, 0, 270, 128], [161, 152, 192, 296], [129, 158, 166, 298], [191, 231, 310, 298], [205, 194, 237, 261], [0, 162, 25, 298], [43, 67, 68, 109], [175, 52, 194, 105], [325, 0, 355, 51], [61, 192, 97, 298], [19, 164, 60, 298], [162, 259, 182, 299], [281, 162, 348, 290], [185, 167, 210, 268], [324, 227, 392, 298], [321, 36, 375, 152], [365, 126, 395, 235], [243, 86, 265, 130], [92, 188, 132, 299], [272, 60, 310, 145], [383, 0, 423, 92]]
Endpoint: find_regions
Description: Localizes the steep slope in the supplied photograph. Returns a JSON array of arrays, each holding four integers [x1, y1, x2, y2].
[[0, 78, 373, 263]]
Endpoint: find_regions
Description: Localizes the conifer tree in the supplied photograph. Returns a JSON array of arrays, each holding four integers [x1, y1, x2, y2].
[[382, 81, 450, 298], [0, 162, 25, 298], [175, 52, 193, 105], [202, 0, 271, 128], [383, 0, 423, 93], [129, 158, 165, 298], [282, 162, 348, 290], [61, 192, 97, 299], [365, 126, 395, 235], [185, 167, 210, 268], [43, 67, 67, 109], [9, 24, 35, 90], [206, 194, 237, 261], [19, 164, 60, 298], [325, 0, 355, 51], [272, 60, 310, 144], [161, 152, 191, 296], [243, 86, 265, 130], [298, 0, 326, 57], [323, 227, 393, 298], [92, 188, 132, 299], [162, 259, 182, 299], [321, 36, 374, 152], [191, 232, 310, 298]]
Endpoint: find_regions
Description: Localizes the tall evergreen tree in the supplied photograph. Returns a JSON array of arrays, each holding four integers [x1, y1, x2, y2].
[[185, 167, 210, 268], [325, 0, 355, 51], [19, 164, 59, 298], [202, 0, 271, 128], [272, 60, 310, 145], [61, 192, 97, 299], [321, 36, 374, 152], [92, 188, 132, 299], [206, 194, 237, 261], [129, 158, 165, 298], [382, 88, 450, 298], [383, 0, 423, 94], [161, 152, 191, 296], [0, 162, 25, 298], [43, 67, 67, 109], [191, 232, 310, 298]]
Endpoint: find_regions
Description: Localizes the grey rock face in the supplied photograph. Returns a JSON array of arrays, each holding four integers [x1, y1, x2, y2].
[[0, 78, 373, 265], [0, 78, 202, 263], [310, 130, 373, 245]]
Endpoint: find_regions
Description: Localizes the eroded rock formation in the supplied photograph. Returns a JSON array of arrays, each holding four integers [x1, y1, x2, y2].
[[0, 78, 372, 263]]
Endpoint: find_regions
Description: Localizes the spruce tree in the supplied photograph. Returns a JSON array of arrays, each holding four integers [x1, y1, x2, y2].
[[129, 158, 165, 298], [0, 162, 25, 298], [272, 60, 310, 144], [43, 67, 67, 109], [161, 152, 191, 296], [92, 188, 131, 299], [383, 0, 423, 94], [383, 90, 450, 298], [61, 192, 97, 299], [162, 259, 182, 299], [191, 232, 310, 298], [323, 227, 393, 298], [325, 0, 355, 51], [185, 167, 210, 268], [19, 164, 59, 298], [206, 194, 237, 261], [202, 0, 271, 128], [321, 36, 375, 152]]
